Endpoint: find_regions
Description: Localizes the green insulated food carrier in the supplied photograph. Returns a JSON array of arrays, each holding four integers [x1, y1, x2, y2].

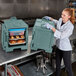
[[31, 19, 55, 53], [1, 17, 28, 52]]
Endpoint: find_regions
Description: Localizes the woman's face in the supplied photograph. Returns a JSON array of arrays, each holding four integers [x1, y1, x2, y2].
[[61, 10, 71, 23]]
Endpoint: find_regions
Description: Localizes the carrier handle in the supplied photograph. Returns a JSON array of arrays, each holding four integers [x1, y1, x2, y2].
[[0, 20, 4, 24]]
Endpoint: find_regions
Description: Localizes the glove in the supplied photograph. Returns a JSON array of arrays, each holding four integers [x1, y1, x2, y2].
[[44, 23, 53, 29], [43, 16, 51, 20]]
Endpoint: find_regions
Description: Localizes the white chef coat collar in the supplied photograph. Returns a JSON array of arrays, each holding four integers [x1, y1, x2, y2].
[[60, 18, 70, 27]]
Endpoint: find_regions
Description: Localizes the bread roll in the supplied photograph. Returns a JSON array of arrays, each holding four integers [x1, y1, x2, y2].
[[20, 35, 24, 38], [10, 36, 14, 39], [16, 35, 19, 39], [9, 40, 16, 44]]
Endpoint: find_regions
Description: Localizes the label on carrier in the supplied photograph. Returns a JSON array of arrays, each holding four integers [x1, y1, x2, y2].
[[8, 28, 26, 32], [9, 28, 25, 36]]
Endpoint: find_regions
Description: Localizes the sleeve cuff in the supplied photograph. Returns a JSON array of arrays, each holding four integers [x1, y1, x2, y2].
[[52, 19, 58, 24], [54, 30, 61, 39]]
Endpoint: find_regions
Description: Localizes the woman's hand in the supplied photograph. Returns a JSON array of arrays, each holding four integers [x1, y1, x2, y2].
[[44, 23, 53, 29], [43, 16, 51, 20], [44, 23, 56, 32], [43, 16, 54, 21]]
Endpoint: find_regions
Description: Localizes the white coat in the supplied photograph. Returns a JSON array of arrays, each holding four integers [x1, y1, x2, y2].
[[53, 18, 74, 51]]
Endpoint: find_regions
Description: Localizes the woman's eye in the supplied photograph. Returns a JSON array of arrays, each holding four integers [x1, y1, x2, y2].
[[63, 15, 65, 16], [63, 15, 66, 17]]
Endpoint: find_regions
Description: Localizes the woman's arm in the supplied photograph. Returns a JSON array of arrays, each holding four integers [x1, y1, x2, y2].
[[53, 25, 74, 39], [43, 16, 58, 25], [52, 27, 56, 32], [52, 18, 58, 25]]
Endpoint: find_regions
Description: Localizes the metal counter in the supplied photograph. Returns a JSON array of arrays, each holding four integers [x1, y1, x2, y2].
[[0, 47, 41, 66]]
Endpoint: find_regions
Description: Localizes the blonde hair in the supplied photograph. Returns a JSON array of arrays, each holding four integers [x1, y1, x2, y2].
[[63, 8, 75, 24]]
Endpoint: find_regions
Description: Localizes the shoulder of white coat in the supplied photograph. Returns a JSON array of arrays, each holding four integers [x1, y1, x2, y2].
[[68, 21, 74, 29], [59, 18, 62, 21]]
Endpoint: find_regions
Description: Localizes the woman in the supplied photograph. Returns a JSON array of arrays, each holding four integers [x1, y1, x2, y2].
[[44, 8, 74, 76]]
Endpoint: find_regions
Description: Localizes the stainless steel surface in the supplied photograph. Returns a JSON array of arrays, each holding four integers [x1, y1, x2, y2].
[[0, 0, 67, 19], [0, 45, 41, 66], [29, 0, 49, 18], [0, 0, 13, 3], [48, 0, 67, 18]]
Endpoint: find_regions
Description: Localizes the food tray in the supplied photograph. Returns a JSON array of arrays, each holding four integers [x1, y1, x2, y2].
[[9, 42, 26, 45]]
